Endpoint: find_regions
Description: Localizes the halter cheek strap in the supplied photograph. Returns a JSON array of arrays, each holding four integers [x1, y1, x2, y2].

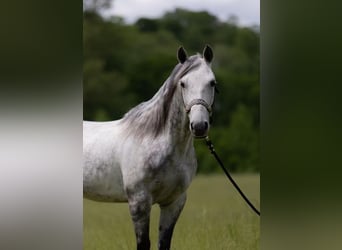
[[185, 99, 212, 115]]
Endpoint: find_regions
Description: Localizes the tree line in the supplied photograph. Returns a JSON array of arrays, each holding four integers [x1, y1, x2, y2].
[[83, 8, 259, 173]]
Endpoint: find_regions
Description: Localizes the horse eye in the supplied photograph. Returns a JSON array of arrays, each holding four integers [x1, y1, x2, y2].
[[180, 81, 185, 88], [210, 80, 216, 87]]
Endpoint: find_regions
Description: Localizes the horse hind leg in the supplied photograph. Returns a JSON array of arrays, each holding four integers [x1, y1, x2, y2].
[[158, 193, 187, 250], [127, 190, 152, 250]]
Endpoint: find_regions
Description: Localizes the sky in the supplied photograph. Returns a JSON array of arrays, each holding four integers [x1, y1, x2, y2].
[[103, 0, 259, 27]]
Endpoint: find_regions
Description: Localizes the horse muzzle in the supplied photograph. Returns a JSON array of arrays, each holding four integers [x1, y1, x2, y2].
[[190, 120, 209, 138], [186, 99, 212, 138]]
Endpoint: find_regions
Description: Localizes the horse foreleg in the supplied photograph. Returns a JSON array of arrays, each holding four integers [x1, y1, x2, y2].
[[158, 193, 186, 250], [128, 191, 152, 250]]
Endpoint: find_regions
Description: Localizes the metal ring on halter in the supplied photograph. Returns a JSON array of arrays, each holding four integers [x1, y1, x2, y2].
[[185, 99, 212, 115]]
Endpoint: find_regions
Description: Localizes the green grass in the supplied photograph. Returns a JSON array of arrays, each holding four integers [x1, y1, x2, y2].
[[84, 174, 260, 250]]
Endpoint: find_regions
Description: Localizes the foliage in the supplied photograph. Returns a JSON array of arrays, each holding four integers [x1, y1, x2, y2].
[[83, 9, 260, 172], [83, 0, 112, 12]]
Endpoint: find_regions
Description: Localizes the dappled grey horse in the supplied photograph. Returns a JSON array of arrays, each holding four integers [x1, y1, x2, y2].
[[83, 46, 216, 250]]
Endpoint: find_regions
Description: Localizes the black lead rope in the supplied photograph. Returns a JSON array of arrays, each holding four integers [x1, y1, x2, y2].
[[205, 136, 260, 216]]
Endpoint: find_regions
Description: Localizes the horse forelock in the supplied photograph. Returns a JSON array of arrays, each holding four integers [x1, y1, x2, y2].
[[121, 55, 203, 139]]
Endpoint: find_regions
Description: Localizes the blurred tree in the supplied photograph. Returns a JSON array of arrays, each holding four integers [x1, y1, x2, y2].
[[227, 14, 239, 25], [160, 8, 219, 50], [83, 0, 112, 12], [213, 23, 238, 46], [127, 53, 176, 102], [136, 18, 160, 32], [225, 104, 259, 172], [83, 58, 135, 120], [235, 27, 259, 59]]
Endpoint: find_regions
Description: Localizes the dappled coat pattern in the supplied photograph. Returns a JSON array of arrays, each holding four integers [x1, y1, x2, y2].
[[83, 46, 216, 250]]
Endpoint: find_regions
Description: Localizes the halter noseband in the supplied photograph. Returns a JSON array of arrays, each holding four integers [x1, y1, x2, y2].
[[185, 99, 212, 115]]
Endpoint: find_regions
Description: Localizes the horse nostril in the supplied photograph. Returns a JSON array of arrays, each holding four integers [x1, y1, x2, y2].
[[190, 121, 209, 137]]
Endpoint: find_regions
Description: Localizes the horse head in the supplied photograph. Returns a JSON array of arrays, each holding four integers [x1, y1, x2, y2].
[[177, 45, 216, 138]]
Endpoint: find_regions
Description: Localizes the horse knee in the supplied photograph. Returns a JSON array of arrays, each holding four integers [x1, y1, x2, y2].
[[128, 193, 151, 218], [129, 202, 150, 222], [127, 191, 152, 250]]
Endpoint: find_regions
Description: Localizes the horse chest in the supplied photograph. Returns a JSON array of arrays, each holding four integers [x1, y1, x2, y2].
[[147, 148, 197, 204]]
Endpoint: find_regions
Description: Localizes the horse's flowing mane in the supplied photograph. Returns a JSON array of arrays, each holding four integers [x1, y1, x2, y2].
[[121, 54, 202, 138]]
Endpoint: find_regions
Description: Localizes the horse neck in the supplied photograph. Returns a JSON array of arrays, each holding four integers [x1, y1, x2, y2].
[[165, 87, 193, 148]]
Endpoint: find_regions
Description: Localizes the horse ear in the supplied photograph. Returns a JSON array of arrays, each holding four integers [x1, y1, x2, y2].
[[177, 46, 188, 64], [203, 45, 213, 63]]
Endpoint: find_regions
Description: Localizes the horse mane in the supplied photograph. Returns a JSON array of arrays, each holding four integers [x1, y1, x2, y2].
[[121, 54, 202, 139]]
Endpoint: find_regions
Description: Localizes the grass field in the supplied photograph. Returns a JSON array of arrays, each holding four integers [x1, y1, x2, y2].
[[84, 174, 260, 250]]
